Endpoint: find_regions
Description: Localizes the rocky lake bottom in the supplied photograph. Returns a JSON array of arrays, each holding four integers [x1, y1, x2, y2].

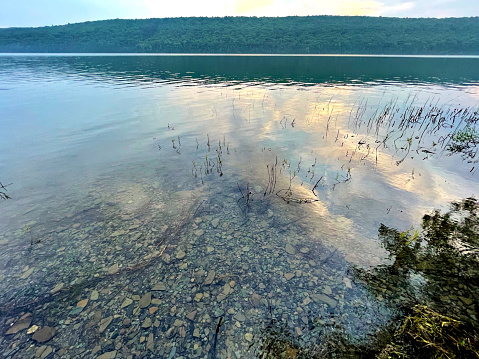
[[1, 54, 479, 358]]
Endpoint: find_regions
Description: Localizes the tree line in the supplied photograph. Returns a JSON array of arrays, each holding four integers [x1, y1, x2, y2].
[[1, 16, 479, 54]]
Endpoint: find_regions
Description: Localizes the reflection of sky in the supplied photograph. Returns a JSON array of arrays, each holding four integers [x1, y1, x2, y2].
[[1, 0, 478, 27], [190, 83, 479, 230], [158, 81, 479, 264], [2, 56, 479, 267]]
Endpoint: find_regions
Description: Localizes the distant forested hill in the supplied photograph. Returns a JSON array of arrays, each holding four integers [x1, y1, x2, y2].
[[1, 16, 479, 54]]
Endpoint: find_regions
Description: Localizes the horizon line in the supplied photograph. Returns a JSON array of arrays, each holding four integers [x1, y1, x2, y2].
[[2, 53, 479, 59], [2, 14, 479, 29]]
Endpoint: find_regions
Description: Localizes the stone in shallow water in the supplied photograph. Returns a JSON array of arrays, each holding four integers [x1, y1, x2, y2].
[[174, 319, 184, 327], [35, 345, 52, 359], [142, 318, 152, 328], [186, 310, 197, 321], [233, 312, 246, 322], [176, 250, 186, 259], [168, 347, 176, 359], [147, 333, 154, 351], [110, 230, 125, 237], [211, 218, 220, 228], [27, 325, 39, 334], [343, 277, 353, 289], [32, 326, 55, 343], [152, 282, 166, 291], [6, 317, 32, 335], [139, 293, 152, 308], [50, 283, 64, 294], [204, 270, 215, 285], [245, 333, 253, 342], [149, 306, 158, 314], [121, 298, 133, 308], [90, 290, 99, 300], [284, 273, 295, 281], [99, 316, 113, 333], [108, 264, 119, 275], [311, 294, 337, 308], [300, 247, 310, 254], [285, 243, 296, 255], [460, 296, 473, 306], [96, 351, 116, 359], [213, 308, 224, 317], [251, 293, 261, 306], [77, 299, 89, 308], [323, 285, 332, 295], [69, 307, 83, 316], [20, 267, 34, 279]]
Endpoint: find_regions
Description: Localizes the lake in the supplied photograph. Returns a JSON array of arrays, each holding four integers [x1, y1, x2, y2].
[[1, 54, 478, 358]]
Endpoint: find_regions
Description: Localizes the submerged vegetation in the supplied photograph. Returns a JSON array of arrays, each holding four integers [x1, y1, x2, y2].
[[448, 125, 479, 163], [0, 181, 11, 200], [257, 197, 479, 358], [1, 16, 479, 54]]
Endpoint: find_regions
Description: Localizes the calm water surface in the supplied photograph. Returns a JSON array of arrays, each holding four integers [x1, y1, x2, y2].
[[0, 55, 478, 358]]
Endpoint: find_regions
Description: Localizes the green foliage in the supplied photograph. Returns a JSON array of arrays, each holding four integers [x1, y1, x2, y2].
[[356, 197, 479, 358], [394, 305, 479, 359], [448, 126, 479, 162], [1, 16, 479, 54], [258, 198, 479, 359]]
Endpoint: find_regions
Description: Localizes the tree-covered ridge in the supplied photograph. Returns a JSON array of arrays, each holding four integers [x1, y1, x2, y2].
[[1, 16, 479, 54]]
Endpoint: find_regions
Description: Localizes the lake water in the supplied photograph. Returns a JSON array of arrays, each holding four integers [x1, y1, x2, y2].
[[0, 55, 478, 358]]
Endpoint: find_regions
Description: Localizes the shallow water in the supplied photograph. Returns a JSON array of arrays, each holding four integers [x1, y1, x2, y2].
[[0, 55, 478, 358]]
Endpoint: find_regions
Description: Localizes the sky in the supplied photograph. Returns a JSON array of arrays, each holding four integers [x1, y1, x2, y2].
[[1, 0, 478, 28]]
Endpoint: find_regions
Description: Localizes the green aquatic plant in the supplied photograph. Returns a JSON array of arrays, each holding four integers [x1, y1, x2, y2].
[[448, 126, 479, 162], [392, 305, 479, 359]]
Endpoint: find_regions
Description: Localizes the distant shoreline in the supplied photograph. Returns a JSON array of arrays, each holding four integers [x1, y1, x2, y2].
[[2, 53, 479, 58], [2, 16, 478, 55]]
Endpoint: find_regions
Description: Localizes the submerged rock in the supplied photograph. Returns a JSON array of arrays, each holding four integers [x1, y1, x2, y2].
[[284, 273, 295, 280], [311, 294, 337, 308], [285, 243, 296, 255], [152, 282, 167, 291], [96, 350, 116, 359], [35, 345, 53, 359], [204, 270, 215, 285], [32, 326, 55, 343], [99, 317, 113, 333], [139, 292, 152, 308], [50, 283, 64, 294], [6, 317, 32, 335]]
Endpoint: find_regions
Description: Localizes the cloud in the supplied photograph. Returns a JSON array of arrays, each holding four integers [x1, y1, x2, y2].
[[234, 0, 276, 14], [338, 1, 384, 16], [380, 1, 415, 15]]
